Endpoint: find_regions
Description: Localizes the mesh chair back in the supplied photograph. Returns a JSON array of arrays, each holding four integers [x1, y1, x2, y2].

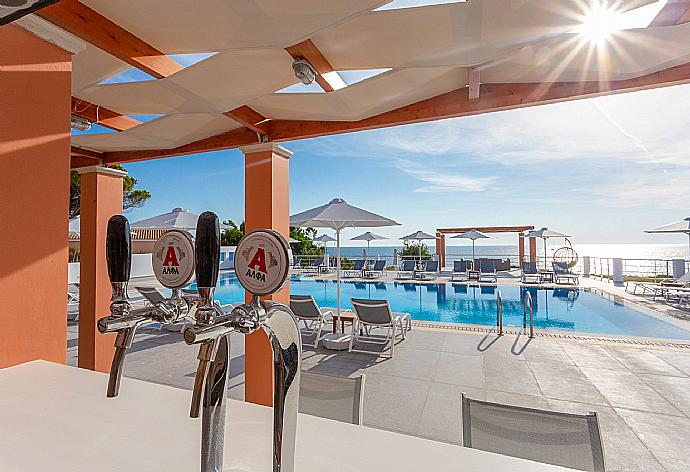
[[372, 260, 386, 271], [293, 257, 301, 268], [454, 260, 468, 272], [290, 295, 321, 320], [462, 394, 605, 472], [311, 256, 323, 267], [425, 260, 439, 272], [135, 287, 167, 305], [300, 371, 365, 425], [553, 261, 569, 274], [351, 298, 393, 325], [353, 259, 366, 270], [480, 260, 496, 273], [401, 260, 416, 271], [522, 261, 538, 274]]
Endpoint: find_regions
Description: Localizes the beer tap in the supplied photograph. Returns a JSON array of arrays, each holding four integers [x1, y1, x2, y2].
[[98, 215, 194, 398], [183, 218, 302, 472]]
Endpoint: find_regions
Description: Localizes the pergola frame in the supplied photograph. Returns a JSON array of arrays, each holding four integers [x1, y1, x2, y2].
[[435, 226, 536, 268]]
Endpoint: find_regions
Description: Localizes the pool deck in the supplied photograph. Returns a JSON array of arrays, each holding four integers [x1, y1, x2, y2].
[[66, 271, 690, 472]]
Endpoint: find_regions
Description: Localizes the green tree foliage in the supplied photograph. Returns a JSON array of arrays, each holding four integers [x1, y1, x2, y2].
[[220, 221, 322, 255], [69, 164, 151, 218], [221, 220, 245, 246], [401, 241, 431, 259]]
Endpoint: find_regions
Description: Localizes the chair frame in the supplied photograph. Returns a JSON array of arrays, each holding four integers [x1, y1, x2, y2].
[[289, 295, 332, 348], [521, 261, 542, 284], [344, 259, 366, 278], [461, 393, 605, 472], [396, 260, 416, 280], [478, 260, 497, 283], [348, 298, 411, 358], [416, 259, 439, 280], [451, 260, 469, 281], [552, 261, 580, 285], [363, 259, 386, 279], [299, 371, 366, 425]]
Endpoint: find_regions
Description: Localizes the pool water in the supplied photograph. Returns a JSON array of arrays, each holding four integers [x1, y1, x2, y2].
[[204, 274, 690, 340]]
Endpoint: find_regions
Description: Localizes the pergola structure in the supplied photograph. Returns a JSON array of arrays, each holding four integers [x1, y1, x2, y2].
[[435, 226, 536, 268], [3, 0, 690, 408]]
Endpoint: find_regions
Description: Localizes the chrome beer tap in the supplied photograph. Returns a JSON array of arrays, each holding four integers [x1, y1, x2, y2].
[[183, 217, 302, 472], [98, 215, 195, 397]]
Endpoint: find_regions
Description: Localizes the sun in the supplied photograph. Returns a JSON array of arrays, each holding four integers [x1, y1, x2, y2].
[[575, 4, 620, 45]]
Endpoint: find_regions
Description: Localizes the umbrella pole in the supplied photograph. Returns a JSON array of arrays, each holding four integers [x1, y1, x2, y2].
[[472, 239, 476, 261], [543, 237, 547, 271], [336, 228, 341, 333]]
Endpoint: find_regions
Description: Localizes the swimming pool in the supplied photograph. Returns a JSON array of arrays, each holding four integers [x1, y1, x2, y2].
[[205, 274, 690, 340]]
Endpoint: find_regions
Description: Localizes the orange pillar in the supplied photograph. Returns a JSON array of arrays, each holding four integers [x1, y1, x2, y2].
[[435, 232, 446, 268], [0, 26, 71, 367], [241, 142, 292, 406], [518, 234, 525, 264], [77, 166, 126, 372], [529, 237, 537, 263]]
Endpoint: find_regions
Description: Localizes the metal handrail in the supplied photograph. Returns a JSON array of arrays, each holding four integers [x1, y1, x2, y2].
[[496, 290, 503, 336], [523, 291, 534, 338]]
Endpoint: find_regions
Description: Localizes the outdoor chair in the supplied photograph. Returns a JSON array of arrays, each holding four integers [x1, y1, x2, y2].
[[461, 393, 605, 472], [299, 371, 365, 425], [521, 261, 542, 284], [349, 298, 411, 358], [416, 259, 439, 280], [289, 295, 333, 348], [451, 260, 469, 281], [396, 260, 416, 279], [364, 259, 386, 278], [68, 283, 80, 305], [304, 257, 323, 274], [478, 260, 497, 283], [553, 261, 579, 285], [292, 257, 302, 271], [344, 259, 366, 278], [626, 272, 690, 299]]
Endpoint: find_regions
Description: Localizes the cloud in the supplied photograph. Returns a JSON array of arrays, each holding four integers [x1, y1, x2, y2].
[[395, 159, 497, 192]]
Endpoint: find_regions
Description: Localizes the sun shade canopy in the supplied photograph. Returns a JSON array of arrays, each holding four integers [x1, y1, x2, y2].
[[401, 231, 436, 241], [451, 229, 490, 240], [646, 217, 690, 234], [131, 207, 229, 230], [291, 198, 399, 230]]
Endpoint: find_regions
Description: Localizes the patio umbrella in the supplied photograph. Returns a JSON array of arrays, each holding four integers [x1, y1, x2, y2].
[[525, 227, 570, 270], [451, 229, 490, 261], [288, 237, 300, 244], [400, 230, 436, 266], [291, 198, 399, 347], [646, 217, 690, 257], [351, 231, 388, 259], [313, 233, 336, 267], [131, 207, 230, 231], [68, 217, 80, 237]]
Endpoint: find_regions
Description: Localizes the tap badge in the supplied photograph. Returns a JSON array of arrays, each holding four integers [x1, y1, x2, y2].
[[235, 230, 290, 296], [152, 230, 196, 289]]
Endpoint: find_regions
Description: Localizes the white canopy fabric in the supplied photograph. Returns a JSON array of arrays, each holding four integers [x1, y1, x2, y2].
[[131, 207, 230, 231], [312, 234, 336, 243], [525, 227, 570, 269], [291, 198, 399, 330], [646, 217, 690, 255], [68, 217, 80, 237], [451, 229, 491, 260]]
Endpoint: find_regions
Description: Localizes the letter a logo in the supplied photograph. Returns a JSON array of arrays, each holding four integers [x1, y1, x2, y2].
[[163, 245, 179, 266], [248, 248, 267, 273]]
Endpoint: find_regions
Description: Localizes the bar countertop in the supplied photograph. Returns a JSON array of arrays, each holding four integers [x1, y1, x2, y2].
[[0, 361, 575, 471]]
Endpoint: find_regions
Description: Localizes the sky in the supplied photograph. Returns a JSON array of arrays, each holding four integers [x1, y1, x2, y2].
[[111, 82, 690, 248]]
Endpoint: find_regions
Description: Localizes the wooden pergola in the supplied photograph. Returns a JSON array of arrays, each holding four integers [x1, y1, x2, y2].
[[435, 226, 536, 268], [3, 0, 690, 407]]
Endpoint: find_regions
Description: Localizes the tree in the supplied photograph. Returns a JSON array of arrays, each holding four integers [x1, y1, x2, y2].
[[69, 164, 151, 218], [401, 241, 431, 260], [221, 220, 244, 246], [220, 220, 322, 255]]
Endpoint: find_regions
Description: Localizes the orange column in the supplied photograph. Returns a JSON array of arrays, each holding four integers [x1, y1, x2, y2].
[[77, 166, 126, 372], [241, 142, 292, 406], [435, 233, 446, 268], [518, 234, 525, 264], [0, 26, 71, 367], [529, 237, 537, 263]]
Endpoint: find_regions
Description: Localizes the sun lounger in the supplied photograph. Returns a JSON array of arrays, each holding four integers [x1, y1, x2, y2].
[[478, 260, 497, 283], [521, 261, 541, 284], [416, 259, 438, 280], [349, 298, 411, 357], [396, 260, 416, 279], [344, 259, 366, 278], [364, 260, 386, 278], [451, 260, 469, 281], [552, 261, 579, 285], [289, 295, 333, 348], [304, 256, 324, 274]]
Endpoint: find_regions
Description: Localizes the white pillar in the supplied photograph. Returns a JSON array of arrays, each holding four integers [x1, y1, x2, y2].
[[582, 256, 590, 278], [612, 258, 624, 287], [672, 259, 686, 281]]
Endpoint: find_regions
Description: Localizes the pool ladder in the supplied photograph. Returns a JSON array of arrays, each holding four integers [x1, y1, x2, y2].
[[496, 290, 503, 336], [523, 291, 534, 338]]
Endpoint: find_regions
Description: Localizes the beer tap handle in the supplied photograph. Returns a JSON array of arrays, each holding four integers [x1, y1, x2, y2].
[[106, 215, 132, 303], [195, 211, 220, 290]]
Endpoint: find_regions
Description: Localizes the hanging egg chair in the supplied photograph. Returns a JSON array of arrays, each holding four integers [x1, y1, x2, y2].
[[553, 238, 578, 269]]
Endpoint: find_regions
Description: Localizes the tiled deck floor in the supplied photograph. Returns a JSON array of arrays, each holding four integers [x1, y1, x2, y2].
[[67, 320, 690, 472]]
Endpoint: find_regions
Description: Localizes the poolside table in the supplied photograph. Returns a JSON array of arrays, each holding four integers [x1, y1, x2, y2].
[[0, 361, 577, 472], [468, 269, 480, 280]]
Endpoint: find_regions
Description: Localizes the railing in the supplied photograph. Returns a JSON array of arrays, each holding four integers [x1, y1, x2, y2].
[[496, 290, 503, 336], [586, 257, 690, 282], [523, 291, 534, 338]]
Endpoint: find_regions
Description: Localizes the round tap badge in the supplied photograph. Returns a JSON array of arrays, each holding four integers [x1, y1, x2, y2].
[[152, 230, 196, 289], [235, 229, 290, 296]]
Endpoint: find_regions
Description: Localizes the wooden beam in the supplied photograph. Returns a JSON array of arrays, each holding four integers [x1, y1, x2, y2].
[[71, 97, 140, 131], [103, 126, 259, 164], [103, 58, 690, 162], [223, 106, 269, 136], [37, 0, 182, 78], [437, 226, 535, 234], [468, 66, 480, 100], [285, 39, 345, 92], [71, 145, 103, 160], [649, 1, 690, 26], [71, 155, 100, 168]]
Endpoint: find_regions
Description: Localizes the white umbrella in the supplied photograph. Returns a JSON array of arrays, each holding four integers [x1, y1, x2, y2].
[[68, 217, 80, 237], [525, 227, 570, 270], [451, 229, 490, 261], [351, 231, 388, 259], [646, 217, 690, 257], [131, 207, 230, 230], [288, 237, 300, 244], [291, 198, 399, 346], [313, 233, 336, 267], [400, 230, 436, 266]]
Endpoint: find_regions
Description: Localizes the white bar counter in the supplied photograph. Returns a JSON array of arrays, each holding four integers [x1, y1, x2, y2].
[[0, 361, 574, 471]]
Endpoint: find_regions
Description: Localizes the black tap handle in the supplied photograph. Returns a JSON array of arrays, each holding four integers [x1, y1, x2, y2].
[[106, 215, 132, 284], [195, 211, 220, 289]]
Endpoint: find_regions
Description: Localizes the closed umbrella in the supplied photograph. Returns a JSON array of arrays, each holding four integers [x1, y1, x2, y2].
[[400, 230, 436, 267], [351, 231, 388, 259], [291, 198, 399, 350], [646, 217, 690, 257], [451, 229, 490, 261], [131, 207, 230, 230], [525, 227, 570, 270]]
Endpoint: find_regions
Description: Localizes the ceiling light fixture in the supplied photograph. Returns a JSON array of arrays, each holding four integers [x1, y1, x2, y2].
[[70, 115, 92, 132], [292, 57, 317, 85]]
